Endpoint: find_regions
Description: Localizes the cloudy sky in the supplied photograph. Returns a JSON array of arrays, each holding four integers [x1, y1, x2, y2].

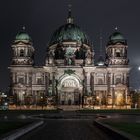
[[0, 0, 140, 91]]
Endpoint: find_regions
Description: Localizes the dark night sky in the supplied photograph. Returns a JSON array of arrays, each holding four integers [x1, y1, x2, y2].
[[0, 0, 140, 91]]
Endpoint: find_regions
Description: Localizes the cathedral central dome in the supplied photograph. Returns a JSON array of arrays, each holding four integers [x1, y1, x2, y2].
[[49, 10, 89, 46]]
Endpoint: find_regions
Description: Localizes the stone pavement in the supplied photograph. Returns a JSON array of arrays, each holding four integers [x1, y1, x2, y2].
[[17, 119, 113, 140]]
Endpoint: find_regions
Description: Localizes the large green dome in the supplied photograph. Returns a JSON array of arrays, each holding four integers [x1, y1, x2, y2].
[[49, 23, 89, 45]]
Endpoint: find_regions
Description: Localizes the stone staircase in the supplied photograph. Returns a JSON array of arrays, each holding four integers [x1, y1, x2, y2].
[[58, 105, 81, 111]]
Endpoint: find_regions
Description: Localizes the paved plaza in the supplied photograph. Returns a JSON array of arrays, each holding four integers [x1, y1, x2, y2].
[[1, 110, 140, 140], [15, 111, 115, 140], [17, 119, 112, 140]]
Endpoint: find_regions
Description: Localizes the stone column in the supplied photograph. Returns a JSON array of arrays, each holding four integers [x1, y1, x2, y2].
[[84, 72, 88, 95], [125, 88, 128, 105], [25, 48, 27, 56], [25, 73, 27, 85], [112, 88, 115, 108], [13, 73, 16, 83], [104, 73, 106, 84], [45, 73, 49, 96], [107, 72, 111, 95], [52, 72, 55, 96], [26, 73, 29, 84], [112, 73, 114, 85], [90, 73, 94, 95], [87, 72, 91, 95]]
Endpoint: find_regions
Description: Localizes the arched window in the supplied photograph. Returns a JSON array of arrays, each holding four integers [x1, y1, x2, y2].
[[116, 77, 121, 84], [20, 49, 24, 57], [54, 47, 65, 59], [12, 49, 16, 56], [98, 78, 103, 85], [115, 49, 120, 57], [36, 78, 43, 85], [18, 77, 24, 84]]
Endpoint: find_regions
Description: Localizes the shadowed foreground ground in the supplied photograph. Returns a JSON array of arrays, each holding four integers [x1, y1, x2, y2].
[[17, 119, 112, 140]]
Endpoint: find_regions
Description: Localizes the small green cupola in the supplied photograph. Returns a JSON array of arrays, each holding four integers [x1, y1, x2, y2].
[[108, 31, 127, 45], [11, 27, 34, 66], [15, 27, 32, 43]]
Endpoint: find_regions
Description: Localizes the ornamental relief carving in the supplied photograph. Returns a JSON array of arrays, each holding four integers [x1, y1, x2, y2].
[[12, 59, 33, 65], [109, 59, 128, 65], [62, 79, 78, 88]]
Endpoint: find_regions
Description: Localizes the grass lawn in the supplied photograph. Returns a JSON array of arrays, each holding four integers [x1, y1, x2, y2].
[[0, 110, 59, 119], [0, 121, 32, 136], [0, 109, 59, 116], [105, 122, 140, 138]]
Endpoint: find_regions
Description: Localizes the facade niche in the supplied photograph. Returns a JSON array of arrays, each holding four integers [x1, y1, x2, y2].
[[116, 77, 121, 84], [18, 77, 24, 84], [98, 78, 104, 85], [20, 49, 24, 57], [36, 77, 43, 85]]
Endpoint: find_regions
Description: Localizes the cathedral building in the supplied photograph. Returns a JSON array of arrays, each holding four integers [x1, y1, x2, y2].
[[9, 9, 131, 109]]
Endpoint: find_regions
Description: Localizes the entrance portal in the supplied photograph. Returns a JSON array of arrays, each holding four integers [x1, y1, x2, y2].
[[57, 75, 83, 105], [68, 99, 71, 105]]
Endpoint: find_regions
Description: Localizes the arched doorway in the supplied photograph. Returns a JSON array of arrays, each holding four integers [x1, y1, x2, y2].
[[57, 75, 83, 105], [68, 99, 72, 105]]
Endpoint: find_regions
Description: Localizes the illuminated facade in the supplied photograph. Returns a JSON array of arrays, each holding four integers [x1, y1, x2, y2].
[[9, 9, 131, 109]]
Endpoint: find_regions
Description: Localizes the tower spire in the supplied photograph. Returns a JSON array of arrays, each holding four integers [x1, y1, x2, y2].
[[20, 26, 26, 33], [22, 26, 26, 31], [115, 26, 118, 31], [99, 29, 103, 56], [97, 29, 104, 66], [67, 4, 73, 24]]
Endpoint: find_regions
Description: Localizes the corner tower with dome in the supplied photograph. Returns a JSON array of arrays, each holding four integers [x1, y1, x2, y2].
[[9, 10, 131, 109]]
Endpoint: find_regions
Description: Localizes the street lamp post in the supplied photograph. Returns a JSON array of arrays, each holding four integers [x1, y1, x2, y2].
[[79, 93, 81, 110], [82, 95, 84, 108], [96, 95, 101, 108], [92, 95, 96, 109], [45, 96, 48, 109], [136, 66, 140, 108], [55, 80, 58, 109], [0, 92, 8, 110], [40, 96, 43, 110]]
